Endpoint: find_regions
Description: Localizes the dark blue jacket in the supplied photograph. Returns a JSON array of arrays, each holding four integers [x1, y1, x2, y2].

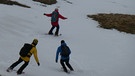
[[56, 42, 71, 61]]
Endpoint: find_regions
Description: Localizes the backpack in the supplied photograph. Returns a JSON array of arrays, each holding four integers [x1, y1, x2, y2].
[[19, 43, 33, 57], [51, 11, 58, 22], [60, 45, 70, 57]]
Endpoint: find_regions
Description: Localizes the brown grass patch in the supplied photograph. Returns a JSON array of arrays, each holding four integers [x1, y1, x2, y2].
[[0, 0, 30, 8], [87, 13, 135, 34], [33, 0, 57, 5]]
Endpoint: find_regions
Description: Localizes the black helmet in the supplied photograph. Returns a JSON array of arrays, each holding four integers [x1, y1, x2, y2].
[[61, 40, 65, 44], [32, 39, 38, 46]]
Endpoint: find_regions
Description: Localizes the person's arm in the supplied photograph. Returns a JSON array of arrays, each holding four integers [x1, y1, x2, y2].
[[59, 14, 67, 19], [33, 47, 40, 66], [55, 47, 60, 63], [44, 13, 52, 17]]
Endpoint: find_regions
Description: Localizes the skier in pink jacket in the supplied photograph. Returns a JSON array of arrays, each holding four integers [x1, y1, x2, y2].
[[44, 8, 67, 36]]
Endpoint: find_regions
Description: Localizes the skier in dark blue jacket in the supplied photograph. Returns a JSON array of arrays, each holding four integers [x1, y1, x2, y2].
[[55, 40, 74, 73]]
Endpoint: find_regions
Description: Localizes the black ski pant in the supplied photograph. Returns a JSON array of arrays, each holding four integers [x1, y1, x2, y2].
[[60, 59, 73, 72], [48, 25, 59, 35], [9, 57, 29, 74]]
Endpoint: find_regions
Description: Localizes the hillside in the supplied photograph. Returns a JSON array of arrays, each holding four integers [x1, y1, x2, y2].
[[0, 0, 135, 76]]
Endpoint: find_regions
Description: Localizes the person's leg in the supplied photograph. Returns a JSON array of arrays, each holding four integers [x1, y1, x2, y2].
[[65, 59, 74, 71], [55, 25, 59, 36], [17, 61, 29, 74], [7, 58, 23, 72], [60, 59, 67, 72], [48, 26, 55, 34]]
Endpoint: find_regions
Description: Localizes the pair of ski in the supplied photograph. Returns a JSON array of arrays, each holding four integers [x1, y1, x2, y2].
[[6, 69, 25, 75], [45, 33, 62, 36], [60, 67, 73, 74]]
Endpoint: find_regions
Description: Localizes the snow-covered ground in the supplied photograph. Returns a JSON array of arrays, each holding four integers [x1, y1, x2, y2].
[[0, 0, 135, 76]]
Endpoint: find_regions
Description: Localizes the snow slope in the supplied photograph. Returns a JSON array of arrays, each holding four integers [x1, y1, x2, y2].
[[0, 0, 135, 76]]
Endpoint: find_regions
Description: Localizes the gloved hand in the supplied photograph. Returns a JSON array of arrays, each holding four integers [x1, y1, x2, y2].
[[44, 13, 46, 15], [55, 60, 58, 63], [37, 62, 40, 66]]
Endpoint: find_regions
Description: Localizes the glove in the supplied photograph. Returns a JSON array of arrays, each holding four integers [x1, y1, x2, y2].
[[44, 13, 46, 15], [55, 60, 58, 63], [37, 62, 40, 66], [64, 18, 67, 19]]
